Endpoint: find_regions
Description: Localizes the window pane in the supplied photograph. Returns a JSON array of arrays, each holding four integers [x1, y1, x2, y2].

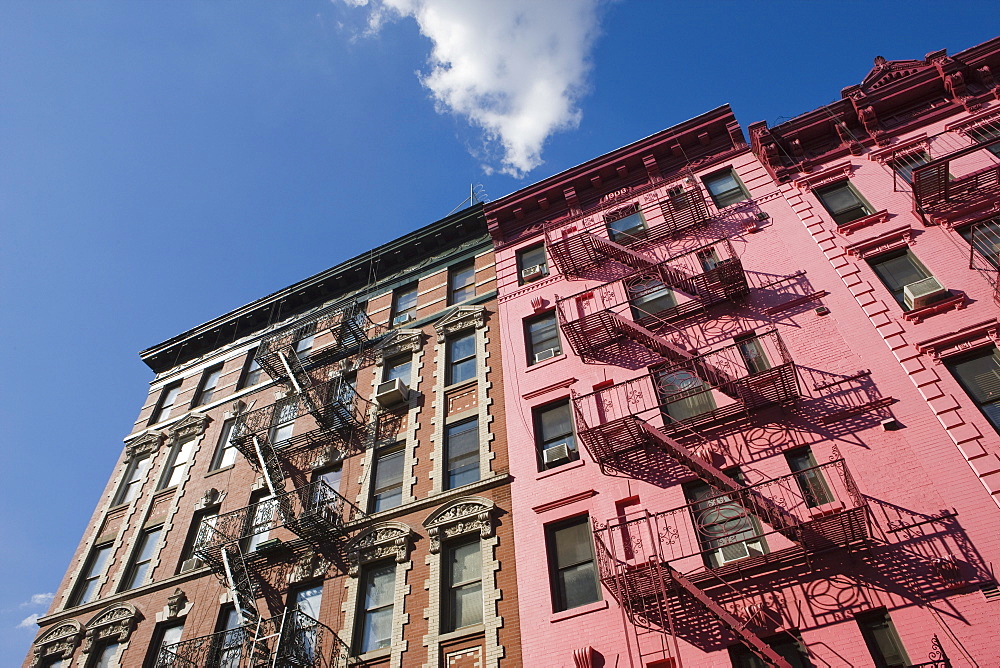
[[294, 584, 323, 619], [539, 403, 572, 442], [452, 582, 484, 628], [385, 358, 412, 383], [704, 171, 748, 208], [446, 420, 480, 488], [448, 333, 476, 384], [553, 520, 593, 568], [450, 264, 476, 303], [361, 564, 396, 652], [547, 516, 601, 611], [213, 420, 238, 470], [871, 253, 928, 293], [558, 562, 601, 610], [373, 450, 404, 511], [93, 643, 120, 668], [519, 245, 546, 272]]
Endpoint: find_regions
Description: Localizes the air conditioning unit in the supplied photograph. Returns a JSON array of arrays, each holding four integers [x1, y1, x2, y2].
[[534, 347, 560, 363], [375, 378, 409, 407], [715, 538, 765, 564], [521, 264, 547, 282], [392, 312, 415, 326], [903, 277, 949, 310], [180, 557, 204, 573], [542, 442, 573, 467]]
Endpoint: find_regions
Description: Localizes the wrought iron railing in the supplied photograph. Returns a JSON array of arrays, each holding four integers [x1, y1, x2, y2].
[[572, 330, 798, 439], [194, 481, 366, 563], [593, 459, 868, 587], [157, 610, 349, 668], [912, 133, 1000, 220]]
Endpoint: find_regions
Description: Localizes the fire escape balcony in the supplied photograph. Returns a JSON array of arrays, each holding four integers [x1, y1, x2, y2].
[[967, 217, 1000, 304], [157, 609, 349, 668], [556, 239, 749, 364], [573, 330, 799, 460], [544, 184, 712, 279], [194, 480, 367, 569], [912, 136, 1000, 224], [592, 459, 869, 668], [255, 301, 380, 387]]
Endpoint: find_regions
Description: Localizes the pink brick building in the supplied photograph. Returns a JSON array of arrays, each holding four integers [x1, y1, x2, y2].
[[486, 38, 1000, 668]]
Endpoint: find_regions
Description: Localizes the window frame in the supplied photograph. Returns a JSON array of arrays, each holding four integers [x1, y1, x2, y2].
[[121, 525, 163, 591], [446, 331, 477, 385], [68, 542, 114, 607], [517, 243, 549, 285], [370, 446, 405, 513], [441, 537, 484, 632], [525, 311, 562, 366], [112, 455, 151, 507], [392, 284, 419, 325], [210, 419, 239, 471], [545, 514, 601, 613], [180, 505, 220, 568], [355, 561, 396, 654], [784, 447, 834, 508], [534, 399, 578, 471], [87, 641, 121, 668], [149, 381, 182, 425], [702, 168, 750, 209], [867, 249, 934, 310], [444, 417, 480, 489], [946, 346, 1000, 434], [814, 180, 874, 225], [449, 261, 477, 305], [191, 363, 224, 408], [383, 355, 413, 385], [604, 204, 648, 243], [855, 608, 910, 668], [144, 621, 185, 668], [157, 438, 196, 490], [237, 347, 265, 390]]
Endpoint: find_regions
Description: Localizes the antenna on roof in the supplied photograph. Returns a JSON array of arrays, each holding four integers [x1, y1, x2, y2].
[[447, 183, 489, 215]]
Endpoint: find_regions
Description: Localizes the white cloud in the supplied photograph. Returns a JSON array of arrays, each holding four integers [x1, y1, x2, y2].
[[17, 614, 41, 629], [339, 0, 603, 177], [20, 592, 55, 608]]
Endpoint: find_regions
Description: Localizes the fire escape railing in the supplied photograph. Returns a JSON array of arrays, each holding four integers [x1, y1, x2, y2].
[[157, 610, 349, 668], [912, 135, 1000, 224], [255, 301, 381, 386], [543, 184, 713, 278], [968, 217, 1000, 304], [572, 330, 799, 446]]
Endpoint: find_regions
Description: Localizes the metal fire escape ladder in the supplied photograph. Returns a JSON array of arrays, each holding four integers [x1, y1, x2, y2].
[[220, 545, 261, 628], [667, 567, 794, 668], [252, 435, 287, 499], [636, 420, 804, 543]]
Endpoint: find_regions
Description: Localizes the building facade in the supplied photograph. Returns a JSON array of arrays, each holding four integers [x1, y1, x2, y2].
[[27, 207, 522, 668], [486, 38, 1000, 668]]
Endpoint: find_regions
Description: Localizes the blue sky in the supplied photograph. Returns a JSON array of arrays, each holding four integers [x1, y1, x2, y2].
[[1, 0, 997, 662]]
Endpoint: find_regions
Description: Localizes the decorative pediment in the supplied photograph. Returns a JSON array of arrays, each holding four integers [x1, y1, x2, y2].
[[288, 549, 331, 584], [32, 619, 83, 666], [376, 329, 424, 366], [792, 161, 854, 192], [124, 432, 164, 461], [344, 522, 415, 577], [858, 56, 932, 95], [844, 224, 914, 258], [915, 319, 999, 363], [167, 413, 210, 444], [423, 496, 495, 554], [433, 305, 486, 343], [82, 603, 140, 653]]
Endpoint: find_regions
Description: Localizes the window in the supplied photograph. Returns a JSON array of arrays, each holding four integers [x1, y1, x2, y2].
[[150, 382, 182, 425], [947, 346, 1000, 433], [88, 642, 121, 668], [384, 355, 412, 384], [158, 439, 196, 490], [113, 456, 151, 506], [703, 169, 749, 209], [867, 250, 934, 309], [525, 311, 561, 365], [238, 348, 265, 389], [658, 369, 717, 423], [311, 467, 343, 515], [535, 400, 577, 470], [729, 631, 813, 668], [69, 543, 113, 607], [517, 243, 548, 284], [968, 124, 1000, 157], [314, 466, 342, 493], [604, 204, 647, 243], [449, 261, 476, 304], [785, 448, 833, 508], [145, 622, 184, 668], [443, 538, 483, 631], [685, 475, 766, 568], [371, 447, 404, 512], [546, 515, 601, 612], [392, 284, 418, 325], [269, 399, 297, 447], [245, 492, 277, 552], [445, 418, 479, 489], [292, 583, 323, 619], [357, 562, 395, 653], [697, 246, 722, 272], [855, 609, 909, 668], [735, 334, 771, 375], [891, 151, 930, 185], [294, 332, 315, 358], [122, 526, 162, 590], [815, 181, 873, 225], [290, 584, 323, 661], [192, 364, 224, 407], [210, 419, 239, 471], [214, 607, 244, 668], [447, 332, 476, 385], [960, 219, 1000, 270], [182, 506, 219, 567], [628, 277, 677, 321]]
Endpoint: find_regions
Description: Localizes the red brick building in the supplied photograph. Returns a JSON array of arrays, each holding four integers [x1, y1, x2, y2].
[[27, 207, 522, 668], [486, 38, 1000, 668]]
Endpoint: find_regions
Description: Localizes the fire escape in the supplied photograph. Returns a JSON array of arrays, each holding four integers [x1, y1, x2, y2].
[[546, 181, 872, 667], [160, 301, 381, 667]]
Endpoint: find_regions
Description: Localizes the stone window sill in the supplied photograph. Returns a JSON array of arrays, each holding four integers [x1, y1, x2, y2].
[[550, 599, 608, 623], [535, 457, 585, 481], [526, 353, 567, 372]]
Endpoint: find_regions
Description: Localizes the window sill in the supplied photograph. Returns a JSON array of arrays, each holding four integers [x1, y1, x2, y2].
[[205, 464, 235, 478], [526, 353, 567, 372], [443, 378, 477, 393], [437, 624, 485, 642], [536, 457, 585, 480], [900, 292, 967, 323], [549, 599, 607, 623], [835, 209, 890, 234], [351, 647, 392, 664]]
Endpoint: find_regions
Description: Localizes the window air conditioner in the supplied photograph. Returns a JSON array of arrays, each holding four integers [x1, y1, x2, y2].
[[716, 538, 765, 564], [180, 557, 204, 573], [521, 264, 547, 282], [392, 312, 415, 326], [375, 378, 410, 407], [534, 347, 560, 363], [542, 442, 572, 467], [903, 277, 949, 310]]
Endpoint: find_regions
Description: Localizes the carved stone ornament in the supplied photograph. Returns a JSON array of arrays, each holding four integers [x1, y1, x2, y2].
[[375, 329, 423, 366], [433, 305, 486, 343], [791, 161, 853, 192], [915, 319, 1000, 363], [289, 549, 331, 583], [124, 432, 165, 461], [573, 646, 597, 668], [844, 224, 914, 259], [167, 413, 210, 445], [81, 603, 140, 654], [343, 522, 415, 577], [195, 487, 224, 510], [423, 496, 495, 555], [166, 589, 188, 619], [31, 619, 83, 667]]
